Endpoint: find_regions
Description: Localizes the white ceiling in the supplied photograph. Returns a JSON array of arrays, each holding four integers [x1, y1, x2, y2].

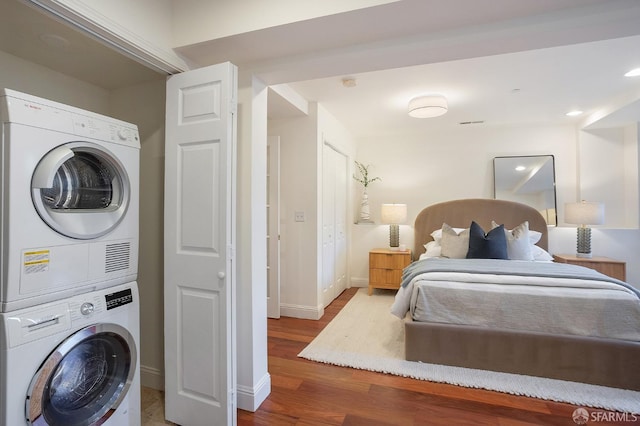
[[1, 0, 640, 139], [0, 0, 163, 90], [285, 35, 640, 138]]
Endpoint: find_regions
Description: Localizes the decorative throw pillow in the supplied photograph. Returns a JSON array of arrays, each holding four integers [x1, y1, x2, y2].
[[430, 226, 467, 243], [466, 221, 508, 259], [491, 220, 534, 261], [440, 223, 470, 258]]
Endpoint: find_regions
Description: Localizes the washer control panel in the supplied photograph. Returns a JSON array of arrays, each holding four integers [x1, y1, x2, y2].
[[105, 288, 133, 310]]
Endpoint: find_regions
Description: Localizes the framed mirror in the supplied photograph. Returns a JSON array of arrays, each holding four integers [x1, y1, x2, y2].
[[493, 155, 557, 226]]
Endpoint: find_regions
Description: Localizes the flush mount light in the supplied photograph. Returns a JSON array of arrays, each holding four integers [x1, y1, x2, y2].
[[408, 95, 448, 118], [566, 110, 583, 117], [515, 165, 526, 171], [624, 68, 640, 77]]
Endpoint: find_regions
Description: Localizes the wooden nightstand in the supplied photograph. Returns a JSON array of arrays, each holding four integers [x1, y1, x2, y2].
[[553, 254, 626, 281], [368, 248, 412, 295]]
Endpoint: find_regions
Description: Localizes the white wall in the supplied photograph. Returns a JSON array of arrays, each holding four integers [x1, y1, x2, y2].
[[579, 126, 639, 228], [0, 50, 109, 113], [171, 0, 398, 47], [235, 78, 270, 410], [109, 78, 167, 389], [267, 103, 357, 319], [268, 105, 319, 317], [350, 122, 640, 288]]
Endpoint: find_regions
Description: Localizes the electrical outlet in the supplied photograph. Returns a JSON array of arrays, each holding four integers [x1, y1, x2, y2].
[[294, 211, 305, 222]]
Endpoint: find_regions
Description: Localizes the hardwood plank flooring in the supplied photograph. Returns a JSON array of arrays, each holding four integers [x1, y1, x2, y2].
[[145, 287, 636, 425], [238, 287, 635, 426]]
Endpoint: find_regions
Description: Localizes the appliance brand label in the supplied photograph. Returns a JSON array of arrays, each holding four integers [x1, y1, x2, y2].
[[23, 250, 50, 274]]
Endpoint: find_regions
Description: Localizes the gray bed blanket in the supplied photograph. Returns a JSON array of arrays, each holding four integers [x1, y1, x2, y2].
[[401, 258, 640, 298]]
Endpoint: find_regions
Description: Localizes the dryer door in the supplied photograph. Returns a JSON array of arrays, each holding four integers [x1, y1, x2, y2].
[[26, 323, 136, 426], [31, 142, 130, 239]]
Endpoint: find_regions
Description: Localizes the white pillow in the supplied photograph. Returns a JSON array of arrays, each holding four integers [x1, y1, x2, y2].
[[492, 220, 533, 261], [422, 241, 442, 258], [532, 245, 553, 261], [440, 223, 470, 259], [430, 226, 467, 243]]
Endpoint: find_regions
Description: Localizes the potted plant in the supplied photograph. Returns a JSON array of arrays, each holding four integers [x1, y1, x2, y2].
[[353, 161, 381, 223]]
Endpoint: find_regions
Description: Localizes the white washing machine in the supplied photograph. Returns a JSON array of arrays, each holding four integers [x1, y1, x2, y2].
[[0, 281, 140, 426], [0, 89, 139, 312]]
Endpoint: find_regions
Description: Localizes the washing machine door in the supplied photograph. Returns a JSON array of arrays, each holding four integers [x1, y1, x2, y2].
[[31, 142, 130, 240], [26, 323, 137, 426]]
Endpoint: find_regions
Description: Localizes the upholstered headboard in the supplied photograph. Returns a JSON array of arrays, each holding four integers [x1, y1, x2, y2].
[[414, 198, 549, 258]]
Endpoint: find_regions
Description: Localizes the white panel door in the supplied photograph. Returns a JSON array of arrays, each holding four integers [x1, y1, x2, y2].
[[322, 145, 336, 307], [164, 62, 237, 426], [333, 149, 348, 297], [322, 144, 348, 307], [267, 136, 280, 318]]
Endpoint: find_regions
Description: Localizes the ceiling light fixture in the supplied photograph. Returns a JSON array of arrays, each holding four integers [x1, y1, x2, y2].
[[408, 95, 448, 118], [566, 110, 583, 117], [624, 68, 640, 77]]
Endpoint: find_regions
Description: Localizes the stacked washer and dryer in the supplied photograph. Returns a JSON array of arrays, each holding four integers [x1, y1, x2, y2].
[[0, 89, 141, 426]]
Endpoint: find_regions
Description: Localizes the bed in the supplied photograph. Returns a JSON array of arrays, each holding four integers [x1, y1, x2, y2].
[[391, 198, 640, 390]]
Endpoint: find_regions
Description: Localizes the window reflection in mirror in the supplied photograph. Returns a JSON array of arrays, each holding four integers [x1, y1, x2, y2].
[[493, 155, 557, 226]]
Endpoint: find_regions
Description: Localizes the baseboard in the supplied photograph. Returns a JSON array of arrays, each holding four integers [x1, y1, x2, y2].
[[237, 373, 271, 412], [280, 303, 323, 320], [350, 277, 368, 288], [140, 365, 164, 390]]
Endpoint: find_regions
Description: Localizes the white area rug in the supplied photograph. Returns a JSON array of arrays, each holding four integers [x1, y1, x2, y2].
[[298, 288, 640, 414]]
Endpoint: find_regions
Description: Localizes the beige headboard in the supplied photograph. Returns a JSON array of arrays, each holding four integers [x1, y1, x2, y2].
[[414, 198, 549, 258]]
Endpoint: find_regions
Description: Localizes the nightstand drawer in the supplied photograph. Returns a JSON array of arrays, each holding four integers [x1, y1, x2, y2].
[[369, 268, 403, 285], [368, 248, 412, 295], [369, 252, 411, 269], [553, 254, 626, 281]]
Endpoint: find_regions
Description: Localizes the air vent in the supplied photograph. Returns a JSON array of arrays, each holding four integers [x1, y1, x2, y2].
[[459, 120, 485, 125], [105, 242, 131, 273]]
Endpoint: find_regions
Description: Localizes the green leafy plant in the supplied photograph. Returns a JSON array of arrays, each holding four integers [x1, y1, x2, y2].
[[353, 161, 381, 188]]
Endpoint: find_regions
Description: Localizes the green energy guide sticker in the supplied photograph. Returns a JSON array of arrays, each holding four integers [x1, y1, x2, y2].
[[24, 250, 50, 274]]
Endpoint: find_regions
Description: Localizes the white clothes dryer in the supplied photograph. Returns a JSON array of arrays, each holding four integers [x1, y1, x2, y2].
[[0, 281, 140, 426], [0, 89, 139, 312]]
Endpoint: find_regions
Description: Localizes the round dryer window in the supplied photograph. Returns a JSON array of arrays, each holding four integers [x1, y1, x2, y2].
[[31, 142, 130, 239], [26, 324, 136, 426]]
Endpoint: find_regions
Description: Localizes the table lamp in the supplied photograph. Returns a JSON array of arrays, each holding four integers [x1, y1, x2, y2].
[[565, 201, 605, 258], [381, 203, 407, 248]]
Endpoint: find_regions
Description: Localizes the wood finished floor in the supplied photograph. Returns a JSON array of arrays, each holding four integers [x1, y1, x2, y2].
[[144, 287, 635, 425]]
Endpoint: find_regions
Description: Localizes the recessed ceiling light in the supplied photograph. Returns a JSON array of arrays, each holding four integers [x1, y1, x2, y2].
[[624, 68, 640, 77], [515, 166, 526, 171], [566, 110, 583, 117]]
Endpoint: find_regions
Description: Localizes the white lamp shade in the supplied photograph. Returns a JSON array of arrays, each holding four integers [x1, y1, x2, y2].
[[381, 204, 407, 224], [565, 201, 605, 225], [408, 95, 448, 118]]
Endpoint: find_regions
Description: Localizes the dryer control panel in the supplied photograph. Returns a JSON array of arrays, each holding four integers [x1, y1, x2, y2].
[[72, 113, 140, 147]]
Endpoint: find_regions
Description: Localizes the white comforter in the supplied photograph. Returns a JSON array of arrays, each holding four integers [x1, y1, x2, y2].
[[391, 260, 640, 341]]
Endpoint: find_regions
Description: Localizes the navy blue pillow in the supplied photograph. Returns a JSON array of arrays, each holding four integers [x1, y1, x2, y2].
[[466, 221, 508, 259]]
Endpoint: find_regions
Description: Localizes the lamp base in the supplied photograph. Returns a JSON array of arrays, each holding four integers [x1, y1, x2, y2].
[[575, 252, 593, 259], [575, 226, 592, 259], [389, 224, 399, 248]]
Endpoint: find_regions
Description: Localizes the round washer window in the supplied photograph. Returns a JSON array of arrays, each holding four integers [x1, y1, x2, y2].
[[31, 142, 130, 239], [26, 324, 136, 426]]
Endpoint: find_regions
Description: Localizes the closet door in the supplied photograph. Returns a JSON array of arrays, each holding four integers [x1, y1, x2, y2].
[[333, 149, 347, 298], [322, 144, 348, 308], [322, 146, 336, 307]]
